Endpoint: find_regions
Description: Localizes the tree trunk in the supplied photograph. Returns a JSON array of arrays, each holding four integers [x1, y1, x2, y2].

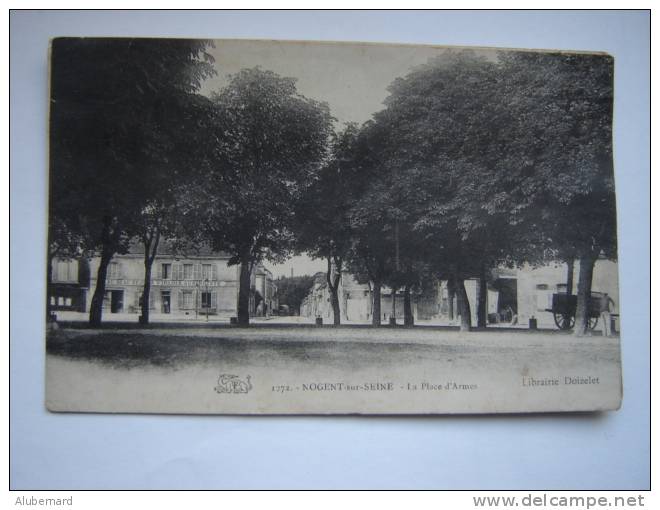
[[140, 227, 161, 325], [371, 278, 382, 327], [477, 265, 488, 328], [89, 251, 112, 327], [366, 280, 373, 321], [403, 284, 414, 327], [326, 256, 341, 325], [574, 254, 597, 337], [566, 259, 575, 295], [140, 259, 153, 324], [455, 277, 472, 332], [330, 290, 341, 325], [447, 279, 455, 321], [237, 254, 252, 326]]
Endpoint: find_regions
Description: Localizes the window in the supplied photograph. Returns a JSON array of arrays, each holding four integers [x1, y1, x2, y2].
[[181, 290, 194, 309], [161, 263, 171, 279], [65, 297, 72, 306], [201, 291, 212, 308], [556, 283, 568, 293], [202, 264, 213, 280], [56, 261, 69, 282], [107, 262, 121, 278], [183, 264, 193, 280], [50, 296, 56, 305]]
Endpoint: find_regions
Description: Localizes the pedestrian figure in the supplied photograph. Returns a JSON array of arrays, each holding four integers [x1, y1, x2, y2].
[[599, 293, 615, 337]]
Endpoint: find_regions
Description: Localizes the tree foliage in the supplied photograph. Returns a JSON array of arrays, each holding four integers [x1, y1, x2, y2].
[[341, 49, 615, 331], [49, 38, 216, 324], [197, 67, 334, 325], [48, 42, 615, 334]]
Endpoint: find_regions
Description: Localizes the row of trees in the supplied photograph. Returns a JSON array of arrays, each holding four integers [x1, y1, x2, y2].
[[296, 50, 616, 335], [49, 39, 616, 335], [49, 38, 333, 326]]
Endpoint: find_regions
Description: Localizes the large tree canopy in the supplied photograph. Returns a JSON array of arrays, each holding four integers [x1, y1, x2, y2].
[[48, 41, 615, 334], [348, 49, 615, 331], [294, 123, 369, 325], [49, 38, 216, 325], [197, 67, 334, 325], [496, 51, 615, 335]]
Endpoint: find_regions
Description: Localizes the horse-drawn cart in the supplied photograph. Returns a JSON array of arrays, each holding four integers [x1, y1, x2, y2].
[[545, 292, 603, 330]]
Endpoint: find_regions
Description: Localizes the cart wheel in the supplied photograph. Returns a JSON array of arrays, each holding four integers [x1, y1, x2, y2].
[[588, 316, 599, 330], [554, 313, 575, 330]]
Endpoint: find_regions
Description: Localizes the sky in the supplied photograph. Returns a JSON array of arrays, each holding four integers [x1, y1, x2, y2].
[[199, 38, 461, 125], [197, 39, 483, 278]]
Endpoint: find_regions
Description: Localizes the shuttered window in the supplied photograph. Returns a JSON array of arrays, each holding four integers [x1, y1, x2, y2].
[[166, 262, 220, 281], [172, 264, 184, 280], [201, 291, 218, 310], [179, 290, 194, 309], [158, 263, 171, 279], [107, 262, 122, 278]]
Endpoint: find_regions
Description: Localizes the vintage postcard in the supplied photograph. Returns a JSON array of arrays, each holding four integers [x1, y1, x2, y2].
[[46, 38, 621, 414]]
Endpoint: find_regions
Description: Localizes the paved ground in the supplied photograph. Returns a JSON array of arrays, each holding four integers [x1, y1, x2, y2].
[[53, 310, 530, 328]]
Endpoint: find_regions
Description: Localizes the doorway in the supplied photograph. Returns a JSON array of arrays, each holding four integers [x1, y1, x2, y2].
[[110, 290, 124, 313], [161, 291, 171, 314], [493, 278, 517, 322]]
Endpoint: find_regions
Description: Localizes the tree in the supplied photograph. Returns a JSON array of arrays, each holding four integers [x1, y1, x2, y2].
[[370, 51, 509, 331], [199, 68, 334, 325], [135, 94, 217, 324], [495, 51, 615, 336], [49, 38, 216, 326], [365, 49, 614, 335], [294, 124, 364, 325], [342, 120, 400, 327]]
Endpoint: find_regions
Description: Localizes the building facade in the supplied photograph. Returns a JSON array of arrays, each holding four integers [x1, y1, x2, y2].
[[49, 257, 90, 312], [49, 246, 277, 320]]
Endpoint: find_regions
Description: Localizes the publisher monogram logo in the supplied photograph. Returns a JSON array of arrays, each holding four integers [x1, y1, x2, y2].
[[214, 374, 252, 394]]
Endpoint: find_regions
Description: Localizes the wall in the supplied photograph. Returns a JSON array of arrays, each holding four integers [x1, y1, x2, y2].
[[86, 254, 240, 317]]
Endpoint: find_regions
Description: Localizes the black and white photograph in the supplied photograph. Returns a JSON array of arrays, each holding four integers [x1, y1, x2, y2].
[[45, 37, 621, 414]]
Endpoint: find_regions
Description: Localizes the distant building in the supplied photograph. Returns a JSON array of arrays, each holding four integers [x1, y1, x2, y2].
[[48, 243, 277, 320], [464, 259, 620, 329], [300, 270, 419, 323], [300, 259, 619, 330], [254, 266, 278, 317]]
